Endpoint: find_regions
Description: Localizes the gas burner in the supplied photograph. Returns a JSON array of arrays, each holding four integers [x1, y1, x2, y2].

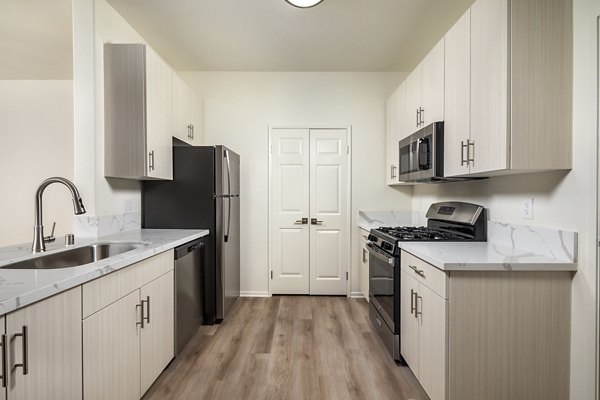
[[376, 226, 467, 241]]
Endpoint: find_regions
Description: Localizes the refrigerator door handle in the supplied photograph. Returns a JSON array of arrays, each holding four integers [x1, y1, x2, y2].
[[224, 149, 232, 243], [224, 196, 231, 243], [225, 149, 232, 195]]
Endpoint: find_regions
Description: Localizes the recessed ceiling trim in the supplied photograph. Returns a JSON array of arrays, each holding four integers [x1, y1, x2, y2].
[[284, 0, 325, 9]]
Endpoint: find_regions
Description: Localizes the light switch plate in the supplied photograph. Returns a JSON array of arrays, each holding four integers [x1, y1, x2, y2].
[[520, 198, 534, 220]]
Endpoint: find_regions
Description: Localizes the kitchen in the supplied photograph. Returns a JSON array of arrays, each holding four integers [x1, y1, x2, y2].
[[0, 0, 598, 399]]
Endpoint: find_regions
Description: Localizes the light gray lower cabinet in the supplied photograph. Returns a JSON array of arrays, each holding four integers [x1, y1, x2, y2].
[[82, 251, 175, 400], [400, 250, 572, 400], [0, 288, 82, 400]]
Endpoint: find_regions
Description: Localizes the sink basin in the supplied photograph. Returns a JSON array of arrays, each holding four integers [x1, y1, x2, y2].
[[1, 242, 148, 270]]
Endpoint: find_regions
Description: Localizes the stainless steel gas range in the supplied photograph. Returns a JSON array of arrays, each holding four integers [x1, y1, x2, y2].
[[366, 201, 487, 362]]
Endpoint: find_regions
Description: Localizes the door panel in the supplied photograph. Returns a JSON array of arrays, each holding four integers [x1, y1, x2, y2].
[[400, 270, 419, 372], [271, 129, 310, 294], [309, 129, 348, 295], [141, 271, 175, 395], [222, 195, 240, 316], [83, 290, 140, 400], [470, 0, 509, 174], [7, 287, 82, 400], [418, 286, 448, 400], [421, 38, 445, 126], [313, 229, 341, 278], [444, 9, 471, 177], [145, 45, 173, 179]]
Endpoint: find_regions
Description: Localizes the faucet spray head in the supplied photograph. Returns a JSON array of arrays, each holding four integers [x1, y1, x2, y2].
[[73, 197, 86, 215]]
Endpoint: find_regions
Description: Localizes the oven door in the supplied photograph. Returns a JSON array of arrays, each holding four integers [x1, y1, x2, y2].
[[367, 243, 399, 334]]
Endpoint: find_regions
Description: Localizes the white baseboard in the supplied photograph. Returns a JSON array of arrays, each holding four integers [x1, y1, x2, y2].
[[240, 291, 270, 297], [349, 291, 365, 299]]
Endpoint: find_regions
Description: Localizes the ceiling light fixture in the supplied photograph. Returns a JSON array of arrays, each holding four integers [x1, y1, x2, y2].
[[284, 0, 325, 8]]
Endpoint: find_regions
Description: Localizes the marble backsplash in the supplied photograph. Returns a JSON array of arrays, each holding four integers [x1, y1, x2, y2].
[[487, 221, 577, 263], [74, 212, 141, 239]]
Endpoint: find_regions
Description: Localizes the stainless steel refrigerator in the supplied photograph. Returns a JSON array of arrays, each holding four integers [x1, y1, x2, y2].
[[142, 143, 240, 323]]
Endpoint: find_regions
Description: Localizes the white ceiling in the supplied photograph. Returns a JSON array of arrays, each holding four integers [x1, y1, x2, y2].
[[0, 0, 73, 79], [107, 0, 474, 71]]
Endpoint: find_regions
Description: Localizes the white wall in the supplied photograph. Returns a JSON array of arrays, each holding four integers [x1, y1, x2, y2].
[[181, 71, 412, 296], [73, 0, 148, 225], [0, 80, 74, 246], [413, 0, 600, 397]]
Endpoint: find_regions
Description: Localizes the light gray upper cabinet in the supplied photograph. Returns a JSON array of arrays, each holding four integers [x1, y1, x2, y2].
[[172, 72, 202, 146], [443, 9, 471, 178], [104, 43, 173, 180], [445, 0, 572, 177], [405, 39, 445, 134]]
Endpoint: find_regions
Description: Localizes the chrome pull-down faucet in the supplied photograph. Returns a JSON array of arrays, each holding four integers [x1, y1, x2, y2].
[[32, 177, 86, 253]]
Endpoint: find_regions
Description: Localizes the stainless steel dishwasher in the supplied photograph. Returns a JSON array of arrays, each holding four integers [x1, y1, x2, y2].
[[174, 238, 205, 355]]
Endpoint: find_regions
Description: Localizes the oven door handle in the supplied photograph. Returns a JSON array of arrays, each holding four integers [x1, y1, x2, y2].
[[366, 243, 395, 265]]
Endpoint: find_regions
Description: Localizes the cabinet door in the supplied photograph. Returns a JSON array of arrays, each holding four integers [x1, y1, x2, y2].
[[418, 285, 448, 400], [0, 316, 5, 400], [400, 270, 419, 372], [145, 46, 173, 180], [470, 0, 509, 174], [444, 9, 471, 177], [6, 287, 82, 400], [385, 89, 399, 184], [172, 72, 193, 144], [140, 271, 175, 395], [83, 290, 141, 400], [421, 39, 445, 126], [405, 67, 423, 133], [189, 93, 202, 145]]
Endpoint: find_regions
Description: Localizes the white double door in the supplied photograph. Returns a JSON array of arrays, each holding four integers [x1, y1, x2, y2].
[[271, 128, 349, 295]]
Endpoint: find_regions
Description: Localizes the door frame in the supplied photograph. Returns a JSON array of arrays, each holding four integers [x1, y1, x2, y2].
[[594, 15, 600, 400], [268, 125, 353, 297]]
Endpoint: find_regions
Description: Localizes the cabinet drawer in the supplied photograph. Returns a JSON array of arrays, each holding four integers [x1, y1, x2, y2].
[[401, 251, 448, 299], [83, 250, 174, 318]]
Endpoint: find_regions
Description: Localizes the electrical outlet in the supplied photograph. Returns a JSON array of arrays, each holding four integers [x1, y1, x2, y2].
[[124, 199, 133, 212], [520, 198, 533, 220]]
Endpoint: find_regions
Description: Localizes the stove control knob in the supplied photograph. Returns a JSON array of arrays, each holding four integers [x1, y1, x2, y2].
[[368, 235, 378, 243]]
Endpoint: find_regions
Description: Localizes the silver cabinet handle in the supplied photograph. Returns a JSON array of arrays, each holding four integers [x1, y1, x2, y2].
[[13, 326, 28, 375], [467, 139, 475, 165], [461, 140, 467, 166], [416, 108, 420, 127], [410, 289, 416, 314], [142, 296, 150, 324], [409, 264, 425, 277], [148, 151, 155, 172], [310, 218, 323, 225], [0, 334, 6, 387], [415, 294, 422, 318], [419, 107, 424, 126], [136, 303, 144, 328], [362, 248, 368, 263], [191, 124, 194, 140], [294, 218, 308, 225]]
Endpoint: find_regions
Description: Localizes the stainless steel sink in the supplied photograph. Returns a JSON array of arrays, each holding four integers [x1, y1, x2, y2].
[[1, 242, 148, 270]]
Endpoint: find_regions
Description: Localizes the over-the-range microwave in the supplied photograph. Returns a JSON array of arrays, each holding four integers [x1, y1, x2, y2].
[[398, 122, 483, 183]]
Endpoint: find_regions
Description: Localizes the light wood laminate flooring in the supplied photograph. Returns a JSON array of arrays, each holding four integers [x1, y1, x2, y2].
[[143, 296, 427, 400]]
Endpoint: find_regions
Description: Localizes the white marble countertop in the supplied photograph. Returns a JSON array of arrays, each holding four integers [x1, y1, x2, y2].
[[0, 229, 209, 316], [398, 241, 577, 272]]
